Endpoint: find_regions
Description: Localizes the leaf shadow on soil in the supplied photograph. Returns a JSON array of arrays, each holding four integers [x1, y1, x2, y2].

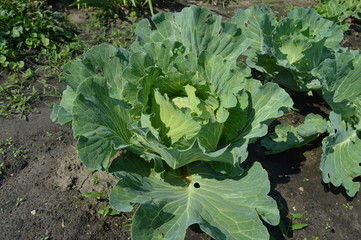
[[322, 179, 360, 202], [242, 90, 334, 239], [246, 142, 307, 239]]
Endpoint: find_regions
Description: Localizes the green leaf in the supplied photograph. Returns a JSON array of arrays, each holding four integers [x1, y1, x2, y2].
[[313, 51, 361, 119], [132, 5, 250, 61], [11, 26, 23, 38], [81, 192, 107, 198], [52, 45, 130, 124], [232, 4, 277, 64], [41, 37, 50, 46], [261, 113, 327, 154], [0, 55, 7, 63], [61, 44, 129, 98], [109, 152, 279, 240], [152, 90, 201, 145], [132, 124, 247, 173], [290, 213, 303, 220], [313, 0, 361, 28], [72, 78, 134, 170], [239, 80, 294, 143], [291, 223, 308, 230], [50, 86, 76, 124], [281, 8, 343, 50], [198, 53, 249, 96], [98, 204, 121, 216], [320, 112, 361, 197]]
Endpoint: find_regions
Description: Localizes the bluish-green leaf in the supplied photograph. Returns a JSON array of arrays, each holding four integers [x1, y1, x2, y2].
[[239, 80, 294, 143], [109, 152, 279, 240], [72, 78, 134, 170], [132, 5, 250, 61], [262, 113, 327, 154], [313, 51, 361, 119], [320, 112, 361, 197]]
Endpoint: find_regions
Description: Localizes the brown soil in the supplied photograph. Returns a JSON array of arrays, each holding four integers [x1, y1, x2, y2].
[[1, 1, 361, 240]]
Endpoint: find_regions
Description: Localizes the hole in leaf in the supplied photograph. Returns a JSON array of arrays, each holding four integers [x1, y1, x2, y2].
[[193, 182, 200, 188], [95, 67, 102, 74]]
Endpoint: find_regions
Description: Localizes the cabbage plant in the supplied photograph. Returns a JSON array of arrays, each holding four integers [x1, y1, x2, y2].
[[233, 4, 361, 198], [52, 6, 294, 240], [313, 51, 361, 197], [312, 0, 361, 31], [232, 4, 343, 92]]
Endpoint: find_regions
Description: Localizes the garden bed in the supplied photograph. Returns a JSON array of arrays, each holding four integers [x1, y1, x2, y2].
[[1, 1, 361, 239]]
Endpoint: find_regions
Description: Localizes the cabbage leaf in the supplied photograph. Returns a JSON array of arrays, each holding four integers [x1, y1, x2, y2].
[[109, 152, 279, 240], [261, 113, 328, 154]]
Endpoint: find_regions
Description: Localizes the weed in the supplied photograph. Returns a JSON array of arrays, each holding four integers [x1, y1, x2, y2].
[[5, 137, 14, 147], [290, 212, 308, 230], [98, 204, 121, 217], [325, 223, 331, 229], [343, 203, 354, 210], [45, 132, 53, 137], [81, 192, 107, 198], [71, 0, 160, 17], [12, 147, 28, 159], [16, 197, 24, 207], [0, 161, 4, 175], [0, 0, 79, 71], [84, 13, 136, 49], [122, 218, 133, 228], [0, 77, 38, 119], [0, 148, 6, 155], [0, 137, 29, 160], [93, 175, 100, 185], [290, 212, 303, 220], [37, 80, 62, 98], [39, 230, 51, 240]]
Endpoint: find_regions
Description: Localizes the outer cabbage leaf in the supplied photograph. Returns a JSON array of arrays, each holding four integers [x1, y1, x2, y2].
[[239, 80, 294, 142], [109, 152, 279, 240], [50, 86, 76, 124], [313, 51, 361, 119], [261, 113, 328, 154], [51, 44, 130, 124], [72, 78, 134, 170], [132, 5, 250, 61], [320, 111, 361, 197], [231, 4, 277, 66]]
